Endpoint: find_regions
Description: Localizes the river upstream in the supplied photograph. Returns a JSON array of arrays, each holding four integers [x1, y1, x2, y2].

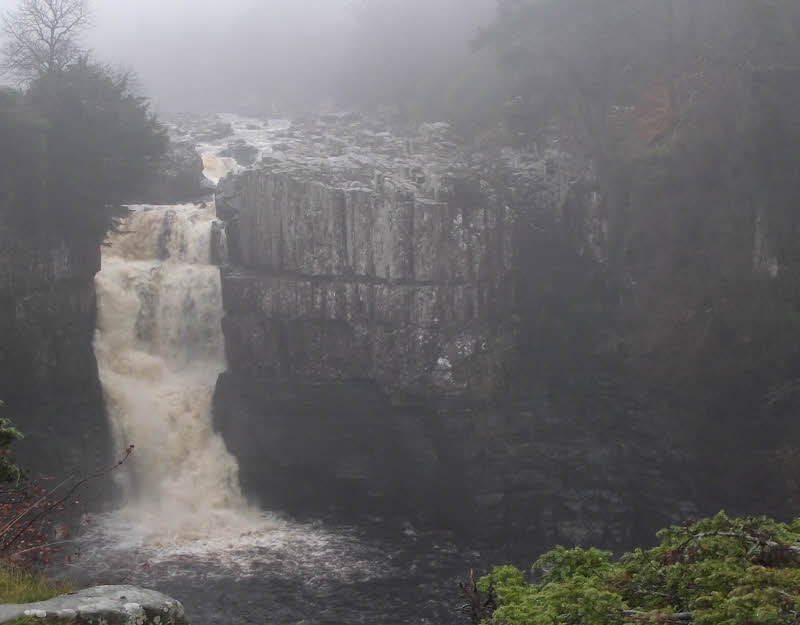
[[70, 116, 485, 624]]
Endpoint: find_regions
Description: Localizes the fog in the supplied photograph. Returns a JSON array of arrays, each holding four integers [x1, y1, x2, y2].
[[0, 0, 495, 114], [5, 0, 800, 622]]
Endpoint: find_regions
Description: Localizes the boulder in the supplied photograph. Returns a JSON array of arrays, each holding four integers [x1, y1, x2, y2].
[[137, 141, 209, 204], [0, 585, 187, 625], [219, 139, 260, 167]]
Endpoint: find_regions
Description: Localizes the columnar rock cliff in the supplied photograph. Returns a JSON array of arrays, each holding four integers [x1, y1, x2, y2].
[[0, 207, 110, 482], [215, 140, 516, 401], [212, 118, 695, 547]]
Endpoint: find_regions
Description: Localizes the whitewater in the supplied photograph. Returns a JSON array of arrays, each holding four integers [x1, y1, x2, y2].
[[78, 116, 475, 624]]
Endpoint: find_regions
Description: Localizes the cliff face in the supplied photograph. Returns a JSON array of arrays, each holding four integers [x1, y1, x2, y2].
[[212, 118, 694, 547], [214, 121, 516, 530], [0, 207, 110, 483], [216, 163, 515, 402]]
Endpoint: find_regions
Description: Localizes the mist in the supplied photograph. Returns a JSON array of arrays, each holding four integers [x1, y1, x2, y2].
[[0, 0, 495, 114], [5, 1, 800, 623]]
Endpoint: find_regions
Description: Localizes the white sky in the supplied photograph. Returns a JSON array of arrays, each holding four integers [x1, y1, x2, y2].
[[0, 0, 494, 113], [0, 0, 353, 111]]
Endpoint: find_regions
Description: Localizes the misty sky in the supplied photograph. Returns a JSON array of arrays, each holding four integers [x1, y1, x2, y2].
[[0, 0, 353, 112], [0, 0, 494, 114]]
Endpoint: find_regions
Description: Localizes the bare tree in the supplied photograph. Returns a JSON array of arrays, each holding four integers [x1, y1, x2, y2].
[[1, 0, 90, 82]]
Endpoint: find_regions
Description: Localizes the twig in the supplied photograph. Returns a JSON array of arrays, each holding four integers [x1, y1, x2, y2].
[[0, 445, 134, 554]]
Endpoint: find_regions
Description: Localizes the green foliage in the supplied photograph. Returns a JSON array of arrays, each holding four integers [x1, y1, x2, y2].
[[478, 513, 800, 625], [0, 403, 23, 483]]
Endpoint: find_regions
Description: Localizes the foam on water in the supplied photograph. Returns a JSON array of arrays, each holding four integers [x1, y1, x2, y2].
[[197, 114, 294, 177], [84, 130, 473, 625], [201, 154, 239, 185], [90, 198, 390, 586], [94, 202, 247, 540], [79, 510, 388, 583]]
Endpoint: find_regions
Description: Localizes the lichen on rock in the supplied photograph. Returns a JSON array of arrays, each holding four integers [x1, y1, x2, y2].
[[0, 586, 186, 625]]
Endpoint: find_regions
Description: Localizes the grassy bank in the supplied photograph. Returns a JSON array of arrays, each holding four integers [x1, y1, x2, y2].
[[0, 566, 73, 604], [0, 567, 75, 625]]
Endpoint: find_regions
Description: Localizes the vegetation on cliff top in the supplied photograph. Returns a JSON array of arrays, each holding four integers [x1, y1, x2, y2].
[[469, 513, 800, 625], [0, 59, 167, 238], [1, 0, 167, 239]]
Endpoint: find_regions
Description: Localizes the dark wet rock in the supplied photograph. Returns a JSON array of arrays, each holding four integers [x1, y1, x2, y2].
[[162, 113, 235, 144], [213, 125, 515, 402], [210, 220, 228, 266], [219, 139, 260, 167], [137, 141, 209, 204], [0, 585, 187, 625], [156, 210, 176, 259], [0, 206, 111, 485], [212, 116, 696, 546]]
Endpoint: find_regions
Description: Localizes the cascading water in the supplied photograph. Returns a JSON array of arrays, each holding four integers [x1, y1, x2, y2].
[[77, 119, 475, 624], [93, 202, 247, 538]]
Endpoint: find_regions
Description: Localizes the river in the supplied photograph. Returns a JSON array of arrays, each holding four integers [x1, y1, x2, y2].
[[79, 116, 486, 624]]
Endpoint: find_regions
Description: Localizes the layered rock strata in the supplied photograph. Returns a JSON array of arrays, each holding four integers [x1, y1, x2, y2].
[[212, 117, 695, 548]]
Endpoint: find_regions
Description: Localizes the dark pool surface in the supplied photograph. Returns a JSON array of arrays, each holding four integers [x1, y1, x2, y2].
[[67, 512, 492, 625]]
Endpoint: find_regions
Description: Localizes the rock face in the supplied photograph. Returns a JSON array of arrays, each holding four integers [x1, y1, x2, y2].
[[219, 139, 260, 167], [0, 585, 186, 625], [213, 117, 695, 547], [136, 141, 210, 204], [215, 165, 515, 401], [0, 207, 111, 484]]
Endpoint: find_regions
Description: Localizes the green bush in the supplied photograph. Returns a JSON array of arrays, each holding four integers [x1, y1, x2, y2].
[[476, 512, 800, 625]]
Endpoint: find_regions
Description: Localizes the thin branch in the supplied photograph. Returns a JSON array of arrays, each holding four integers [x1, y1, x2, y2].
[[0, 445, 134, 553]]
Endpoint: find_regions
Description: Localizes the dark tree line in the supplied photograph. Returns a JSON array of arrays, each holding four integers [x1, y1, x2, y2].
[[1, 61, 167, 238], [1, 0, 166, 238], [2, 0, 90, 83]]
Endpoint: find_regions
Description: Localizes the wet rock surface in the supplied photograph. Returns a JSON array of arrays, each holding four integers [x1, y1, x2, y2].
[[0, 207, 110, 484], [136, 140, 210, 204], [212, 115, 696, 546], [0, 585, 186, 625], [214, 117, 515, 401], [219, 139, 260, 167]]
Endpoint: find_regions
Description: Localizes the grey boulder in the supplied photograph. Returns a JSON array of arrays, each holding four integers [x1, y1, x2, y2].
[[0, 585, 187, 625]]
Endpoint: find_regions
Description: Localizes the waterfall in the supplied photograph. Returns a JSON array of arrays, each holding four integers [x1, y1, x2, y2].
[[93, 202, 247, 540], [77, 123, 398, 597], [202, 153, 239, 185]]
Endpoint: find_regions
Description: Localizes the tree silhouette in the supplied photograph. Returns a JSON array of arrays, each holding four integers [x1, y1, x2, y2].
[[1, 0, 90, 82]]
